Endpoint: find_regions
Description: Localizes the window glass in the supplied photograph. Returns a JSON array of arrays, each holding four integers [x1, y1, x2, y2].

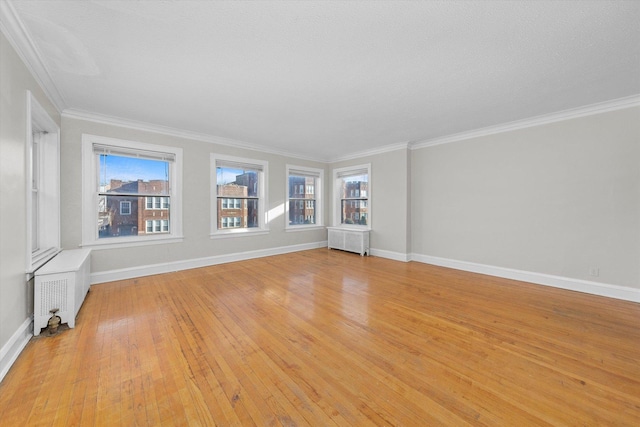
[[216, 167, 259, 229], [98, 154, 170, 238], [287, 165, 323, 228], [334, 164, 370, 227], [211, 155, 267, 235]]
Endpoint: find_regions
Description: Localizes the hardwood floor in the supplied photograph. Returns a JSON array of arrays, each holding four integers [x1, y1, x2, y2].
[[1, 249, 639, 426]]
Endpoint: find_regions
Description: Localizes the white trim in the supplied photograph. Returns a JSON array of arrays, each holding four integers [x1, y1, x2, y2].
[[26, 91, 61, 275], [0, 317, 33, 383], [370, 248, 410, 262], [63, 108, 322, 162], [285, 225, 326, 233], [0, 1, 66, 111], [90, 241, 328, 284], [411, 253, 640, 303], [330, 141, 409, 163], [411, 94, 640, 150], [210, 230, 270, 239]]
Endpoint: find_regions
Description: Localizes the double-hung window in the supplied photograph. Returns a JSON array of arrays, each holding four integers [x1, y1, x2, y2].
[[26, 92, 60, 273], [333, 164, 371, 228], [286, 165, 323, 230], [82, 135, 183, 248], [211, 154, 268, 236]]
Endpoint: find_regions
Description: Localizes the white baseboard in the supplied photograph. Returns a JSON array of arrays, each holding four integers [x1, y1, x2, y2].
[[370, 248, 410, 262], [0, 317, 32, 383], [411, 253, 640, 303], [91, 241, 328, 284], [91, 244, 640, 302]]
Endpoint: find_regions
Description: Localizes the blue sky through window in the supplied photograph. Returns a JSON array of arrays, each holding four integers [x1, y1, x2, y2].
[[100, 155, 169, 185], [345, 174, 368, 183], [217, 167, 249, 185]]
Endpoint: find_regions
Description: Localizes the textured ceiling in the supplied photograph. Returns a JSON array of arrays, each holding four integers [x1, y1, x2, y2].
[[4, 0, 640, 161]]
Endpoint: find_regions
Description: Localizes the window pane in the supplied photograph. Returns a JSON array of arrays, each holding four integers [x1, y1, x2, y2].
[[99, 195, 171, 238], [217, 167, 259, 197], [339, 175, 368, 199], [288, 175, 315, 198], [289, 199, 315, 225], [99, 154, 169, 195], [216, 198, 259, 229], [99, 195, 140, 238], [341, 200, 368, 225]]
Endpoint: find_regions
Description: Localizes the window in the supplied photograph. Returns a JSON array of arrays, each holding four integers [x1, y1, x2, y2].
[[145, 196, 169, 209], [26, 92, 60, 273], [333, 164, 370, 228], [286, 165, 323, 229], [145, 219, 170, 233], [82, 135, 183, 248], [211, 154, 268, 236], [221, 198, 241, 209], [120, 201, 131, 215]]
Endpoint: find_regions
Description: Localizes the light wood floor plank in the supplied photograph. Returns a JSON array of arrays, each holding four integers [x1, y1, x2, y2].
[[1, 249, 639, 426]]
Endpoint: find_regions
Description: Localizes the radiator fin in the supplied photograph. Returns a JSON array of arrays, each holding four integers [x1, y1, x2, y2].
[[39, 279, 69, 316]]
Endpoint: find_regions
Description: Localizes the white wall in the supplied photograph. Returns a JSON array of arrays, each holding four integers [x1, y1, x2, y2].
[[411, 107, 640, 290], [0, 32, 60, 375], [61, 117, 329, 277]]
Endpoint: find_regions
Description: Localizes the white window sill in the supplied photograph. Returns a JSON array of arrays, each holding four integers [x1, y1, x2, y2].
[[210, 229, 270, 239], [286, 225, 326, 233], [26, 247, 62, 280], [327, 225, 371, 231], [81, 235, 184, 250]]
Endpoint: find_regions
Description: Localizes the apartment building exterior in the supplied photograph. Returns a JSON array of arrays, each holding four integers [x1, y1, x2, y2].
[[99, 179, 170, 238]]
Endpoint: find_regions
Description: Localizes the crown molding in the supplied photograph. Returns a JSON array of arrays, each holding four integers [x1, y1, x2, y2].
[[330, 141, 410, 163], [64, 107, 412, 164], [411, 94, 640, 150], [0, 0, 66, 112], [62, 108, 323, 162]]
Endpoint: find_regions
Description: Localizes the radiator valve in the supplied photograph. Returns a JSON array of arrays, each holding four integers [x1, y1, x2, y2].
[[47, 308, 61, 335]]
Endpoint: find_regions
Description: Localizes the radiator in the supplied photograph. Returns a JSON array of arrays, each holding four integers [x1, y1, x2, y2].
[[327, 227, 370, 256], [34, 248, 91, 336]]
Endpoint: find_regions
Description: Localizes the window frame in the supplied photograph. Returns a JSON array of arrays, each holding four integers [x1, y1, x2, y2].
[[81, 134, 183, 249], [210, 154, 269, 238], [332, 163, 371, 229], [285, 164, 324, 231], [26, 91, 61, 275]]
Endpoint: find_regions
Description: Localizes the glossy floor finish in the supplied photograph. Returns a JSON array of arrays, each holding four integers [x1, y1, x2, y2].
[[1, 249, 639, 426]]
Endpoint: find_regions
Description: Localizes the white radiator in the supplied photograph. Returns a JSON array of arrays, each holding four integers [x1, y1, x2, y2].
[[34, 248, 91, 336], [327, 227, 370, 256]]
